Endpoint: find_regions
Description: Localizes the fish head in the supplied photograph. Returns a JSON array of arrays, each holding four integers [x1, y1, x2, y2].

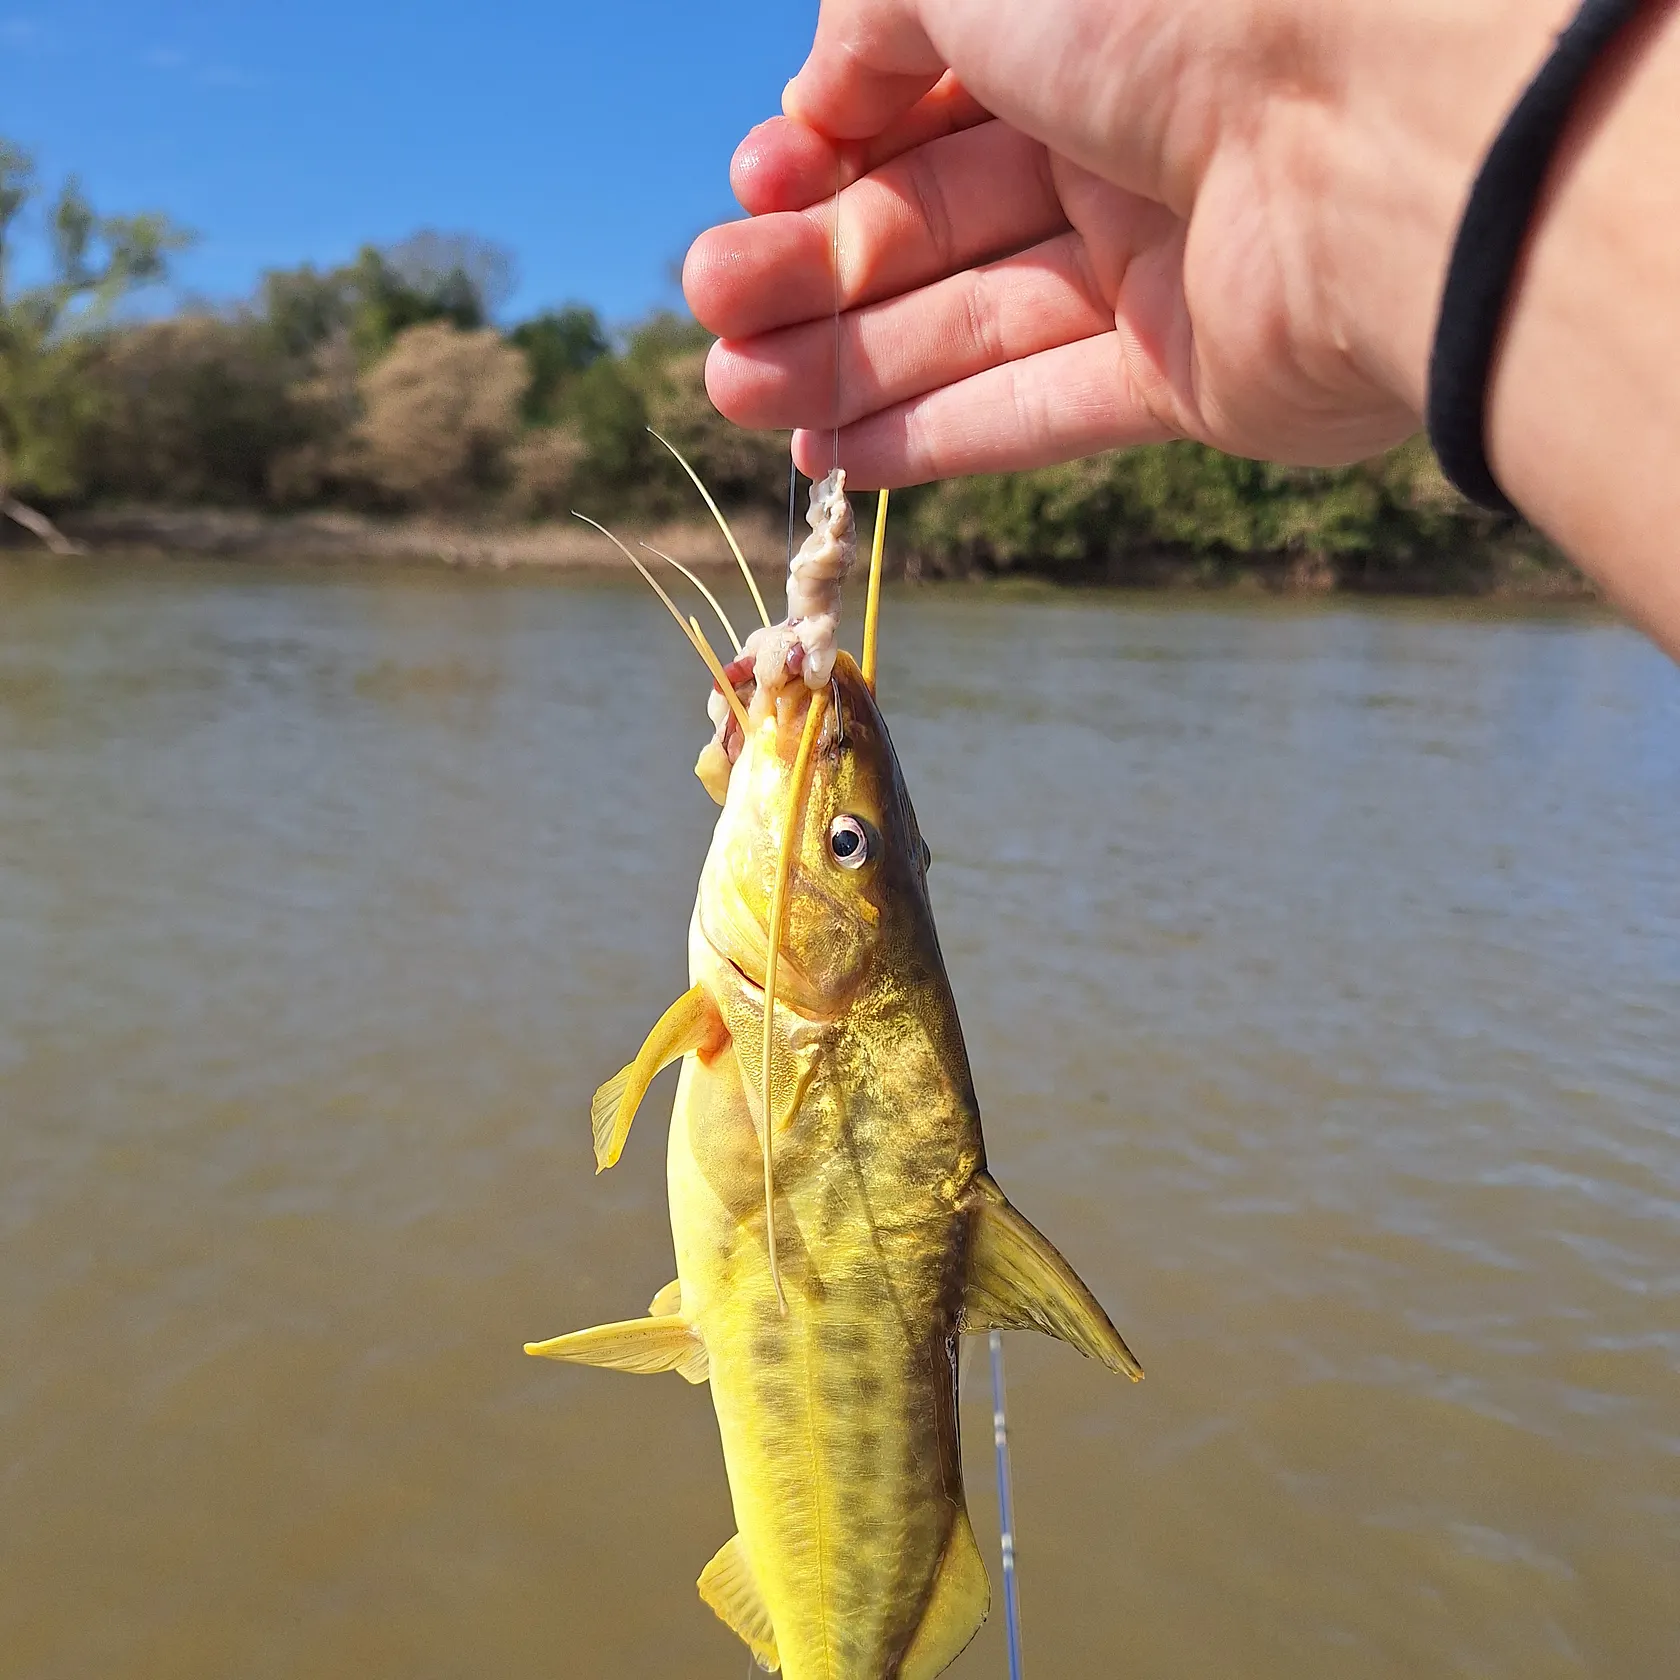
[[696, 651, 930, 1020]]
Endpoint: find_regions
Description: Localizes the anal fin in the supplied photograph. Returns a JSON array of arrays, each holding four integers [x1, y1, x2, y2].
[[524, 1313, 709, 1384], [593, 983, 726, 1172], [899, 1506, 989, 1680], [962, 1172, 1144, 1380], [698, 1533, 779, 1671]]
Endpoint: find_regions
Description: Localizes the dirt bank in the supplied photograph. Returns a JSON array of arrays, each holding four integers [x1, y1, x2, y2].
[[9, 503, 1596, 601], [40, 504, 791, 572]]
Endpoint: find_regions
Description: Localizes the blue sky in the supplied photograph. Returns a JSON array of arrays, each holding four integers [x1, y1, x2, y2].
[[2, 0, 815, 325]]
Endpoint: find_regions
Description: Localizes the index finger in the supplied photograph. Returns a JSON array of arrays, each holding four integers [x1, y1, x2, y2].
[[733, 74, 991, 216]]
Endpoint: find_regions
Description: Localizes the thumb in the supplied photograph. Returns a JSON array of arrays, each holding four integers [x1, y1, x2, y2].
[[782, 0, 950, 139]]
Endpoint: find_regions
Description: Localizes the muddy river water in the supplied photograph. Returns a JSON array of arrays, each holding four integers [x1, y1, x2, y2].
[[2, 560, 1676, 1677]]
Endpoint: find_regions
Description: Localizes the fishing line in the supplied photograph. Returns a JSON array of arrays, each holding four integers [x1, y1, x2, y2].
[[786, 456, 799, 568], [831, 154, 843, 475], [990, 1330, 1025, 1680]]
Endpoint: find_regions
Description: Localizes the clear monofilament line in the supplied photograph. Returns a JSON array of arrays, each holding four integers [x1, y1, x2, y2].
[[786, 456, 799, 569], [991, 1330, 1025, 1680], [831, 155, 843, 475]]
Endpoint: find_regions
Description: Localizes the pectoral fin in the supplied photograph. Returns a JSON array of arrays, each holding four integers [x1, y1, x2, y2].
[[523, 1314, 709, 1384], [647, 1278, 683, 1317], [698, 1533, 779, 1671], [593, 984, 726, 1172], [899, 1507, 989, 1680], [962, 1174, 1144, 1380]]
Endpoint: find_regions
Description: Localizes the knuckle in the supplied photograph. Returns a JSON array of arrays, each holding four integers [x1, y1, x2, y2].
[[1004, 363, 1052, 452], [959, 273, 1000, 369]]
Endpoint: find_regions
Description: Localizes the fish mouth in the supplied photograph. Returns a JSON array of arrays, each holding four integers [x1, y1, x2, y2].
[[701, 916, 835, 1021], [720, 949, 763, 998]]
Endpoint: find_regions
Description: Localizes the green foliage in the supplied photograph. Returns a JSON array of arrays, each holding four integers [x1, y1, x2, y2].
[[0, 131, 1564, 587], [562, 356, 651, 494], [347, 244, 479, 362], [620, 309, 712, 372], [902, 437, 1558, 588], [259, 263, 350, 359], [640, 347, 789, 511], [78, 315, 313, 505], [0, 140, 28, 256], [511, 305, 607, 423], [0, 140, 190, 504], [256, 231, 515, 367]]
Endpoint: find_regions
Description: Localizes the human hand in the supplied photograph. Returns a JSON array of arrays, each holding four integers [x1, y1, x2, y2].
[[683, 0, 1566, 487]]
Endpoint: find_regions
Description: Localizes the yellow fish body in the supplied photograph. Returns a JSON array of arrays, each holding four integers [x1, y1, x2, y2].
[[530, 653, 1141, 1677]]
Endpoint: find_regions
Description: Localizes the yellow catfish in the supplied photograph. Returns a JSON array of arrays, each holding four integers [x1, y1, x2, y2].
[[530, 483, 1141, 1678]]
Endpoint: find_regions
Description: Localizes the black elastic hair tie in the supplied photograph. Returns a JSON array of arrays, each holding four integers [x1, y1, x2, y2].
[[1426, 0, 1649, 514]]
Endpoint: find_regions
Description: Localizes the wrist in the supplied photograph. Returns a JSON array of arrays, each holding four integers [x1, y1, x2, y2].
[[1307, 0, 1577, 418]]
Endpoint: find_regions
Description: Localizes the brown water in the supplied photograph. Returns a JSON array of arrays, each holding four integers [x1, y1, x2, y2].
[[2, 560, 1677, 1679]]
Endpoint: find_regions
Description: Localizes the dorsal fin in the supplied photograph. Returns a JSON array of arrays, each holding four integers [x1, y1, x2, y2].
[[961, 1173, 1144, 1380]]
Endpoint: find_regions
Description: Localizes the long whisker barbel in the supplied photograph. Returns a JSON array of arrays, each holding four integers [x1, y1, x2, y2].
[[571, 510, 750, 737], [648, 427, 771, 630], [640, 542, 744, 656]]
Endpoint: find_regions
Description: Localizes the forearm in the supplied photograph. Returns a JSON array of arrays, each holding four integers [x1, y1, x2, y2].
[[1321, 0, 1680, 649]]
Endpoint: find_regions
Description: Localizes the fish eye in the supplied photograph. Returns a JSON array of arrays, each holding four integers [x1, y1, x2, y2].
[[828, 815, 873, 870]]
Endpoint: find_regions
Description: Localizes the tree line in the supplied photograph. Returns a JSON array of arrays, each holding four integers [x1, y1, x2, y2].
[[0, 141, 1565, 589]]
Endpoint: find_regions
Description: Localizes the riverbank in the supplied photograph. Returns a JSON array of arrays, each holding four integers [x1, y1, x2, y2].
[[16, 503, 1595, 600], [38, 505, 791, 573]]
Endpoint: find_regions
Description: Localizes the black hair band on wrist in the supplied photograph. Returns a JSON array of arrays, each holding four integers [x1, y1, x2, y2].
[[1426, 0, 1648, 514]]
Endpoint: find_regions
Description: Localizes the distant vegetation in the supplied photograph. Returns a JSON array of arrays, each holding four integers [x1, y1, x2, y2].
[[0, 138, 1572, 592]]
